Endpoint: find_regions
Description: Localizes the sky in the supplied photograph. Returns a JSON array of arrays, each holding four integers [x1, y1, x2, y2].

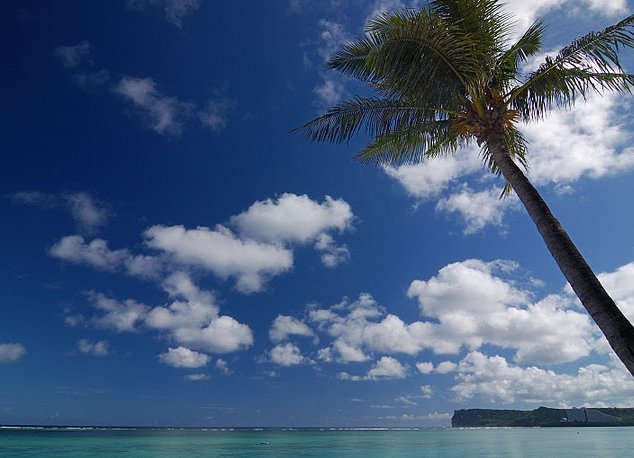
[[2, 0, 634, 428]]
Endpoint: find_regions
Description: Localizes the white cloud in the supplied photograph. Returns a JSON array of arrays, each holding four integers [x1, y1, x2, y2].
[[172, 315, 254, 354], [82, 273, 254, 354], [159, 346, 210, 368], [231, 193, 353, 244], [436, 185, 519, 234], [269, 315, 314, 342], [311, 19, 350, 109], [407, 259, 598, 364], [77, 339, 109, 357], [0, 343, 26, 364], [316, 19, 349, 61], [306, 259, 597, 365], [127, 0, 201, 26], [50, 235, 161, 278], [52, 193, 353, 292], [452, 351, 634, 405], [183, 373, 210, 381], [309, 293, 427, 362], [314, 76, 346, 108], [314, 233, 350, 267], [114, 76, 192, 135], [383, 147, 482, 200], [215, 358, 231, 375], [597, 262, 634, 324], [87, 292, 150, 332], [54, 41, 92, 68], [522, 93, 634, 188], [268, 343, 311, 366], [416, 361, 433, 374], [338, 356, 407, 381], [63, 192, 109, 234], [420, 384, 433, 398], [144, 224, 293, 293], [502, 0, 627, 36], [151, 274, 254, 354], [435, 360, 457, 374], [145, 272, 219, 331]]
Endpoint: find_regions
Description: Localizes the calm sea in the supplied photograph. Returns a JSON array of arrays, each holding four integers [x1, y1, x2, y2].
[[1, 426, 633, 457]]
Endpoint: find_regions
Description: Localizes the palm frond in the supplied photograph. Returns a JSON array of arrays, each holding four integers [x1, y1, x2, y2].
[[353, 121, 465, 165], [512, 68, 634, 120], [431, 0, 511, 51], [329, 9, 480, 103], [292, 97, 441, 144], [508, 13, 634, 116], [491, 19, 545, 90]]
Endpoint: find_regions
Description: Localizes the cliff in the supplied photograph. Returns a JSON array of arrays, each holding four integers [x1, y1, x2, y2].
[[451, 406, 634, 427]]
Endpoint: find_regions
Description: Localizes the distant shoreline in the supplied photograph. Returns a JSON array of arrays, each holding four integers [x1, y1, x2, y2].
[[452, 406, 634, 427]]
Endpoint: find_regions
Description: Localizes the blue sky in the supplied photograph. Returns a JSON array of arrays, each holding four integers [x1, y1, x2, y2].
[[2, 0, 634, 427]]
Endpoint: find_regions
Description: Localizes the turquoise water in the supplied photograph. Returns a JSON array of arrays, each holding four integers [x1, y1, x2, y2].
[[1, 427, 633, 457]]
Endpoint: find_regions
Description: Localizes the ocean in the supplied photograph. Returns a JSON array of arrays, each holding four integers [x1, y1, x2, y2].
[[1, 426, 633, 457]]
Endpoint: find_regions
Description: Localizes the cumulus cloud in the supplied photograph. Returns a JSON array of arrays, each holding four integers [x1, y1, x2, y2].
[[314, 233, 350, 267], [268, 343, 312, 366], [306, 259, 599, 365], [269, 315, 314, 342], [435, 360, 458, 374], [231, 193, 353, 244], [77, 339, 109, 356], [81, 273, 254, 354], [159, 346, 210, 368], [144, 224, 293, 293], [114, 76, 192, 135], [145, 272, 219, 331], [407, 259, 598, 364], [452, 351, 634, 405], [50, 235, 161, 278], [338, 356, 407, 381], [522, 93, 634, 188], [597, 262, 634, 324], [383, 147, 482, 200], [127, 0, 201, 26], [503, 0, 627, 36], [215, 358, 231, 375], [436, 185, 519, 234], [416, 361, 434, 374], [171, 315, 254, 354], [147, 273, 254, 353], [144, 193, 353, 292], [0, 343, 26, 363], [87, 292, 150, 332], [51, 193, 353, 292]]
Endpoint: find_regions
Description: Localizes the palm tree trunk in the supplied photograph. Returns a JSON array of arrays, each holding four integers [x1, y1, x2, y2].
[[488, 136, 634, 377]]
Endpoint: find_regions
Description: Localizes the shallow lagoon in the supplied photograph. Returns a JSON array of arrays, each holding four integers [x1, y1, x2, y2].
[[1, 426, 633, 457]]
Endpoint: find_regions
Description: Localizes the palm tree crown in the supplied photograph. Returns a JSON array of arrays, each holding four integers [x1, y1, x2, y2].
[[297, 0, 634, 376]]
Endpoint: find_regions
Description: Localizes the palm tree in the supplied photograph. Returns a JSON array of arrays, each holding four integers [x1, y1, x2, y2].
[[296, 0, 634, 376]]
